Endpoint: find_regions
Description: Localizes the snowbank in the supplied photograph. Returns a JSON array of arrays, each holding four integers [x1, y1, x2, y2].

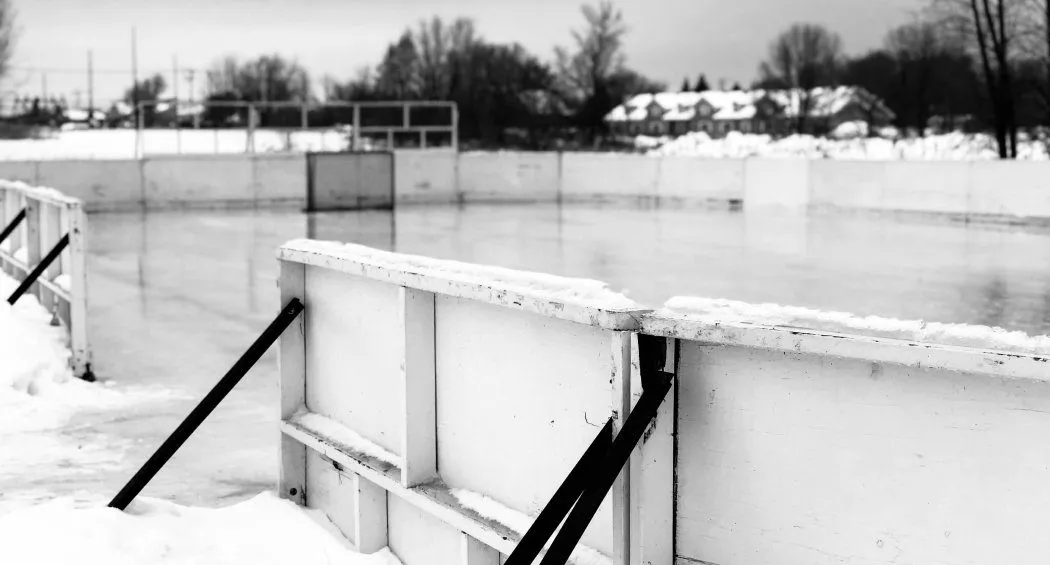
[[281, 240, 644, 311], [0, 129, 353, 160], [663, 296, 1050, 355], [0, 492, 403, 565], [650, 131, 1050, 161]]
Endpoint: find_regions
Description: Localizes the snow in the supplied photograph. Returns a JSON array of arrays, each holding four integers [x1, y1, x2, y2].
[[0, 492, 403, 565], [649, 130, 1050, 160], [54, 273, 72, 292], [290, 411, 399, 467], [0, 129, 356, 160], [663, 296, 1050, 355], [450, 488, 611, 565], [0, 272, 175, 512], [282, 240, 643, 311]]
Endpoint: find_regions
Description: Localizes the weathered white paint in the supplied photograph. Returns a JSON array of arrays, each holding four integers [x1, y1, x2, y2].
[[434, 294, 619, 556], [394, 149, 458, 204], [967, 160, 1050, 218], [560, 153, 660, 203], [35, 159, 144, 212], [461, 534, 501, 565], [304, 266, 403, 455], [610, 331, 632, 565], [672, 339, 1050, 565], [808, 159, 887, 210], [278, 260, 307, 505], [655, 157, 744, 206], [743, 158, 810, 209], [458, 151, 560, 203], [279, 241, 646, 330], [253, 153, 307, 207], [399, 287, 437, 487], [308, 152, 393, 211], [629, 337, 675, 565], [142, 154, 256, 208], [389, 495, 465, 565], [881, 160, 970, 214], [0, 180, 91, 377], [354, 473, 390, 553]]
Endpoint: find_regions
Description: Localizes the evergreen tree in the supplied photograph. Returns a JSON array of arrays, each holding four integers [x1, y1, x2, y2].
[[694, 74, 710, 92], [680, 77, 691, 92]]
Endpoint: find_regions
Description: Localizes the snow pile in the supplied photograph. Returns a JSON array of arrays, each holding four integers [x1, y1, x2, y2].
[[0, 492, 403, 565], [663, 296, 1050, 355], [650, 130, 1050, 161], [450, 489, 610, 565], [282, 240, 644, 311], [0, 129, 354, 160]]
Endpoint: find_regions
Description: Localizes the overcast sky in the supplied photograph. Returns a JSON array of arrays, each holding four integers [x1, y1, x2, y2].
[[10, 0, 925, 106]]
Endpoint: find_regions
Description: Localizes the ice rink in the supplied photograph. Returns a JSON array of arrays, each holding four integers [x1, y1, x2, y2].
[[7, 202, 1050, 511]]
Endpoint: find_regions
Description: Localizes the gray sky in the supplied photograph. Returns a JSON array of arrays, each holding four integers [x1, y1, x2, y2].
[[10, 0, 924, 105]]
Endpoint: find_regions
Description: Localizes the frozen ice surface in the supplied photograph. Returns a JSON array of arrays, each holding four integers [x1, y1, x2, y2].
[[0, 492, 403, 565]]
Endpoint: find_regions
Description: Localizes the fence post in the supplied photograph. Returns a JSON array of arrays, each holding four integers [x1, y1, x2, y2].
[[352, 104, 361, 151], [25, 198, 41, 299], [279, 260, 307, 505], [451, 103, 459, 150], [68, 205, 91, 379]]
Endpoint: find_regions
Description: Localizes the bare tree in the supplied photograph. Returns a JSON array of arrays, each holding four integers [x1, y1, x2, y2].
[[376, 31, 421, 99], [931, 0, 1022, 157], [0, 0, 18, 84], [758, 23, 844, 133], [886, 20, 943, 135], [555, 2, 626, 102], [554, 1, 629, 139], [414, 17, 477, 99]]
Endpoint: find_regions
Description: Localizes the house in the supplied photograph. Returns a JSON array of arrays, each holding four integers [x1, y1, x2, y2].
[[605, 86, 894, 138]]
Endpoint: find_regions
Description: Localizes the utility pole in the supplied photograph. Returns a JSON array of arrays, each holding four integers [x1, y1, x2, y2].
[[87, 50, 95, 125], [41, 73, 47, 100], [131, 27, 139, 123]]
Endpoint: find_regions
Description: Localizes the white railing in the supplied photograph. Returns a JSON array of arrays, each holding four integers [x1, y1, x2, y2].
[[0, 180, 91, 378], [277, 241, 1050, 565]]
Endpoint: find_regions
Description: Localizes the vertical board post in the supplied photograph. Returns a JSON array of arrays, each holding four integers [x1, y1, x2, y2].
[[629, 337, 676, 565], [68, 205, 90, 376], [25, 198, 41, 297], [279, 260, 307, 505], [399, 286, 438, 487], [461, 534, 500, 565], [610, 330, 632, 565], [354, 473, 389, 553]]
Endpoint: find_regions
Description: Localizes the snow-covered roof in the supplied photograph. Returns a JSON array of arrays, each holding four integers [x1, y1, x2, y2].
[[606, 86, 893, 123]]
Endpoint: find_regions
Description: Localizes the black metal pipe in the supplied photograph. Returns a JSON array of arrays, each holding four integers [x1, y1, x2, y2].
[[504, 420, 613, 565], [7, 233, 69, 305], [538, 371, 674, 565], [108, 298, 305, 510], [0, 208, 27, 248]]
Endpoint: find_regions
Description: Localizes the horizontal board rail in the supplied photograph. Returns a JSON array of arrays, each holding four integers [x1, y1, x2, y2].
[[278, 241, 1050, 565]]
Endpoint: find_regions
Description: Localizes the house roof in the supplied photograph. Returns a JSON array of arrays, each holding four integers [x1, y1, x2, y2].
[[605, 86, 894, 123]]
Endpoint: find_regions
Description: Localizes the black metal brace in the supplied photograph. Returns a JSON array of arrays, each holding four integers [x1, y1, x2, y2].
[[7, 233, 70, 305], [0, 208, 27, 248], [505, 334, 676, 565], [108, 298, 305, 510]]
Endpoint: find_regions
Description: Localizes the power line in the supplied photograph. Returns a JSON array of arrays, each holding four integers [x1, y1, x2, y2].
[[8, 65, 211, 76]]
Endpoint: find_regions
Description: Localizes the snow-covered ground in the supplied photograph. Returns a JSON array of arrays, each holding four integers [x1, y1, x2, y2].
[[0, 128, 354, 160], [0, 271, 402, 564], [643, 130, 1050, 160], [0, 493, 402, 565]]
